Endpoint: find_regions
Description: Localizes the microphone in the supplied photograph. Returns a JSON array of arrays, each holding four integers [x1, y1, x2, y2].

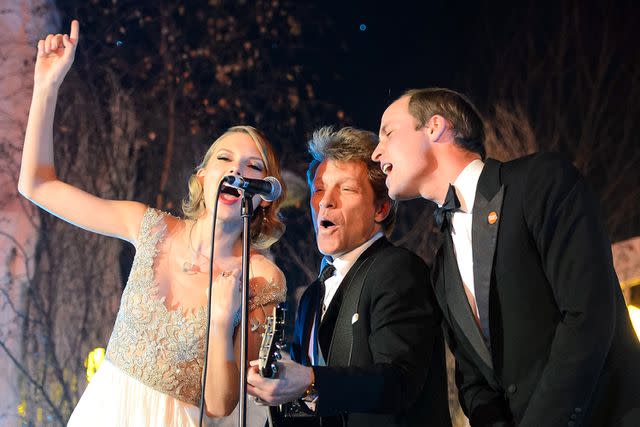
[[222, 176, 282, 202]]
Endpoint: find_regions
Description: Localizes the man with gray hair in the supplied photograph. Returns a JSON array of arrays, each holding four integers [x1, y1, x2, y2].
[[248, 126, 451, 427]]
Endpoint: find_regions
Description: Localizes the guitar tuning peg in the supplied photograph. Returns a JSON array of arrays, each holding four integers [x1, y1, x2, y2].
[[275, 342, 286, 350], [273, 351, 282, 360], [270, 363, 278, 376]]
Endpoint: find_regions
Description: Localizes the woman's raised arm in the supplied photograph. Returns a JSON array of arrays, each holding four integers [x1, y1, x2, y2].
[[18, 20, 145, 243]]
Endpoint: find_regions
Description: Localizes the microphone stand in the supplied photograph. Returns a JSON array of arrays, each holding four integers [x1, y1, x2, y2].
[[199, 182, 258, 427], [199, 182, 222, 427], [238, 191, 254, 427]]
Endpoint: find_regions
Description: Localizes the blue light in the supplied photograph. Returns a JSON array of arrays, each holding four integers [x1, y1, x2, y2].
[[359, 24, 367, 31], [116, 40, 124, 47]]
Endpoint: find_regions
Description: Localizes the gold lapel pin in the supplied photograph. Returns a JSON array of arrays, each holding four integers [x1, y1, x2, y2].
[[488, 211, 498, 224]]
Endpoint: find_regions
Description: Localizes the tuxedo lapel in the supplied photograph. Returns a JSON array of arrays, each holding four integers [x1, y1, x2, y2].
[[431, 244, 450, 322], [472, 159, 504, 346], [319, 238, 389, 360], [442, 232, 493, 370], [298, 281, 320, 365]]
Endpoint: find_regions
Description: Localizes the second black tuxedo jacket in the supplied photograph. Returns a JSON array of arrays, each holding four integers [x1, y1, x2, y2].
[[433, 153, 640, 427], [290, 238, 451, 427]]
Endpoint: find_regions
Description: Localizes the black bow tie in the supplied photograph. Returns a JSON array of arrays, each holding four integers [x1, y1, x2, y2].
[[318, 263, 336, 288], [317, 263, 336, 315], [434, 184, 461, 230]]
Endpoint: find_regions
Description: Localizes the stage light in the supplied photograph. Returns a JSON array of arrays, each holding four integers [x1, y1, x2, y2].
[[85, 347, 106, 382], [359, 24, 367, 31]]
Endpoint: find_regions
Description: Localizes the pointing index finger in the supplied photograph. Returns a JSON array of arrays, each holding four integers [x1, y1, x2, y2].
[[69, 20, 80, 42]]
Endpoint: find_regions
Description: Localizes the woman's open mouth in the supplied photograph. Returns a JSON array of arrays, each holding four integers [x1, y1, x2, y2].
[[219, 185, 241, 204]]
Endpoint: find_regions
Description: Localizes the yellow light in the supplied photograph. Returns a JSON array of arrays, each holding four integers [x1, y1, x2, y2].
[[85, 347, 106, 382], [17, 400, 26, 417], [629, 305, 640, 340]]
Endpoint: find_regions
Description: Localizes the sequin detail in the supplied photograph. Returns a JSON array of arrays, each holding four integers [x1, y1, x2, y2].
[[105, 208, 285, 406]]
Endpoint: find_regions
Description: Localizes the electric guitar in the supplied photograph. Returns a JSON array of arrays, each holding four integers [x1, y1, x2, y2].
[[258, 302, 286, 378], [258, 303, 291, 427], [259, 304, 328, 427]]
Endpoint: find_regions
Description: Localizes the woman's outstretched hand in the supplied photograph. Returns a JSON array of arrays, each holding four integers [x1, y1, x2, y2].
[[35, 20, 79, 88]]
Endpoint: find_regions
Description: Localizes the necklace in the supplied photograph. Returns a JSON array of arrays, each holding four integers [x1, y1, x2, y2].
[[182, 260, 205, 274], [182, 221, 210, 275]]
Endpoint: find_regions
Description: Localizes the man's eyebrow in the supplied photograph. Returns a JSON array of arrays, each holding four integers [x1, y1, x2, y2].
[[340, 177, 361, 186]]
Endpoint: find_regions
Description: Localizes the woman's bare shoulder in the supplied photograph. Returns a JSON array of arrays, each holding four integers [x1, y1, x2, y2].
[[162, 211, 187, 235], [250, 252, 286, 286], [249, 252, 286, 310]]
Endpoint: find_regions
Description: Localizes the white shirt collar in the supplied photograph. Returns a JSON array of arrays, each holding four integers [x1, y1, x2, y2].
[[325, 231, 384, 277], [453, 159, 484, 213]]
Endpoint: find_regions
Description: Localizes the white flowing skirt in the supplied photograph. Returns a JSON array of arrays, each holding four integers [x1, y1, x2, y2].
[[68, 359, 267, 427]]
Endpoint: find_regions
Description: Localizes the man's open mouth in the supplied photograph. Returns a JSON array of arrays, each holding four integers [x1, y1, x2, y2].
[[320, 219, 336, 229]]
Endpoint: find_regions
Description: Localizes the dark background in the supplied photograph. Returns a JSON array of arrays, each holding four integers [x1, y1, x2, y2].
[[51, 0, 640, 295]]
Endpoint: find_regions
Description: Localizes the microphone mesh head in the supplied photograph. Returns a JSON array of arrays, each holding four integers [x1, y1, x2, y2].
[[263, 176, 282, 202]]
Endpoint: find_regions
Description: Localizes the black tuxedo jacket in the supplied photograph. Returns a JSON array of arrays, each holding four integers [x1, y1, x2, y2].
[[290, 237, 451, 427], [432, 153, 640, 427]]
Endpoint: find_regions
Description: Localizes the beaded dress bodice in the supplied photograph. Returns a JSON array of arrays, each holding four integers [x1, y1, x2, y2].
[[105, 208, 285, 406]]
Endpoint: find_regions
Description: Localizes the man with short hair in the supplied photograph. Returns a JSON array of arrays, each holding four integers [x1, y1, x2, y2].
[[372, 88, 640, 426], [247, 126, 451, 427]]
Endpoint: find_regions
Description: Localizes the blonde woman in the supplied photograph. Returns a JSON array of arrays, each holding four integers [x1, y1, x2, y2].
[[19, 20, 287, 426]]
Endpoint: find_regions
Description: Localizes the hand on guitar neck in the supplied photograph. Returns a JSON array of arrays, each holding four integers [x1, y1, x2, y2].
[[248, 303, 320, 425]]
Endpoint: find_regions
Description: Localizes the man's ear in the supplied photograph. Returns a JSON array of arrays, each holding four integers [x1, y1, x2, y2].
[[374, 199, 392, 223], [425, 114, 447, 143]]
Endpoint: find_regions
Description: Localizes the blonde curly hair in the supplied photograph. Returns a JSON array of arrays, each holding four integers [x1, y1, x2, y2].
[[182, 126, 286, 249]]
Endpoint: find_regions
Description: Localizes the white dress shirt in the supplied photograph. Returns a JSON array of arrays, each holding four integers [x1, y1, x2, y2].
[[307, 232, 384, 365], [450, 159, 485, 322], [322, 232, 383, 318]]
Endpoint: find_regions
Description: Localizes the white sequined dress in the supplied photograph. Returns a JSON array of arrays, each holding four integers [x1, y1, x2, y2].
[[68, 208, 286, 426]]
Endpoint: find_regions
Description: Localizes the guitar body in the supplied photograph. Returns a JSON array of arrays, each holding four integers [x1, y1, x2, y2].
[[267, 405, 321, 427]]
